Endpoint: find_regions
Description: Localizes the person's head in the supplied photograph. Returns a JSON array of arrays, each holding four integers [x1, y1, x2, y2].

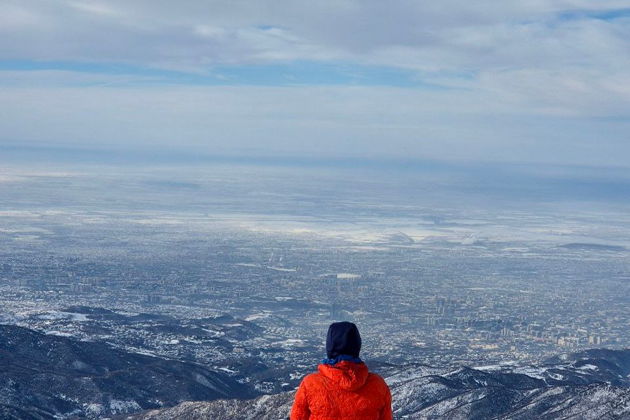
[[326, 321, 362, 359]]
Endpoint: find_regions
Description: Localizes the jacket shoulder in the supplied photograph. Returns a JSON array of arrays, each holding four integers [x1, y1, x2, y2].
[[366, 372, 390, 393], [300, 372, 325, 389], [367, 372, 387, 384]]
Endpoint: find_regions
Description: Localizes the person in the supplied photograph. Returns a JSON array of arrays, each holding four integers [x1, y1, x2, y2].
[[290, 321, 393, 420]]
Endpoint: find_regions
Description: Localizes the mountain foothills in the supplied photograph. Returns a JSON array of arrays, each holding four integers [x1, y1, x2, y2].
[[0, 324, 255, 419], [127, 350, 630, 420], [1, 325, 629, 419]]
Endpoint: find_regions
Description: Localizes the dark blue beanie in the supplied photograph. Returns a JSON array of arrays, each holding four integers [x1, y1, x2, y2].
[[326, 322, 361, 359]]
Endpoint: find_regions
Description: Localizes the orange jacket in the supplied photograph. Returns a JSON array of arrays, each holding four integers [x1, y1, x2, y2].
[[290, 360, 393, 420]]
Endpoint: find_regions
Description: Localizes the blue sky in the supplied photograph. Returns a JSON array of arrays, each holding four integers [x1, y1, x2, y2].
[[1, 0, 629, 166], [0, 59, 441, 88]]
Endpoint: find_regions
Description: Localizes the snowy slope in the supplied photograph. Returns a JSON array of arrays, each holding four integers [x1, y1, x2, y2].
[[127, 348, 630, 420]]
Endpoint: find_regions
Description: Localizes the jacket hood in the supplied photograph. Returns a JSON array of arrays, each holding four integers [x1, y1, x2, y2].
[[317, 360, 369, 391], [326, 321, 361, 359]]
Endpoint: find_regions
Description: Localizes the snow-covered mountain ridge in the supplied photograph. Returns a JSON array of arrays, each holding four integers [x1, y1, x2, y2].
[[1, 323, 629, 419], [0, 324, 255, 419], [128, 348, 630, 420]]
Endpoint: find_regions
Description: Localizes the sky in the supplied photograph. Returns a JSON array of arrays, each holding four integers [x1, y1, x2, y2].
[[1, 0, 629, 166]]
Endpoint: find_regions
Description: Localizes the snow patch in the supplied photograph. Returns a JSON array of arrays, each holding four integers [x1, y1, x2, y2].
[[337, 273, 360, 279], [109, 399, 141, 414], [267, 266, 296, 272]]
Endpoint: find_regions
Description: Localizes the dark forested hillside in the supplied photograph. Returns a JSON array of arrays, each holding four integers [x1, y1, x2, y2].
[[0, 324, 256, 419]]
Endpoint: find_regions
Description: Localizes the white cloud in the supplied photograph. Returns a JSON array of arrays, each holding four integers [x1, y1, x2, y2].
[[1, 83, 628, 166], [1, 1, 628, 69], [1, 1, 629, 165]]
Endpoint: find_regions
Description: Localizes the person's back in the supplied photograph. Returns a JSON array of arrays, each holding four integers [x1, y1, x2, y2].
[[290, 322, 392, 420]]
